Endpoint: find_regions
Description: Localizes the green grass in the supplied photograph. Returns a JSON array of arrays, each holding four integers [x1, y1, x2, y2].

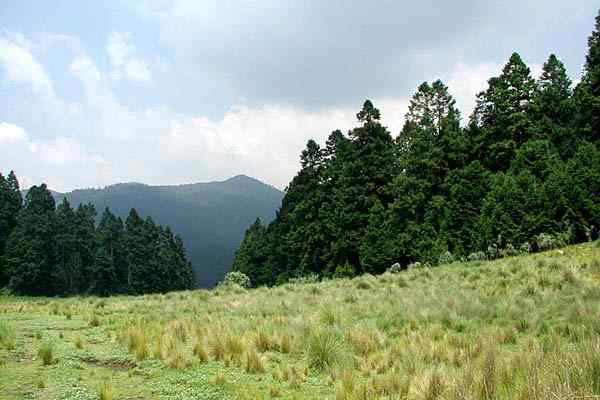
[[1, 241, 600, 399]]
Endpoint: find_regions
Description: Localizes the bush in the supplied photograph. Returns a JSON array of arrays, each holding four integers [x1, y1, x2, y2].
[[519, 242, 532, 254], [438, 251, 455, 264], [288, 274, 319, 285], [500, 243, 519, 257], [467, 252, 487, 261], [387, 263, 403, 273], [536, 231, 570, 251], [222, 271, 251, 288]]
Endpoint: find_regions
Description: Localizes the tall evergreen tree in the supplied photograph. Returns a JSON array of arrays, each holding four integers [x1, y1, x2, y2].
[[0, 171, 23, 286], [574, 9, 600, 146], [90, 208, 124, 295], [54, 198, 81, 294], [532, 55, 574, 156], [5, 184, 57, 295], [473, 53, 536, 171]]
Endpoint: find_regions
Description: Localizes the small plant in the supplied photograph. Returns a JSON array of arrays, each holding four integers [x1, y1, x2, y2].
[[89, 314, 100, 327], [279, 333, 292, 354], [468, 252, 487, 261], [387, 262, 403, 273], [221, 271, 251, 288], [193, 341, 208, 362], [99, 381, 114, 400], [74, 335, 84, 349], [438, 251, 455, 264], [0, 321, 16, 350], [38, 341, 54, 366], [307, 330, 344, 371], [209, 336, 225, 361], [245, 348, 265, 373], [254, 329, 273, 352], [319, 307, 337, 326], [268, 384, 282, 397]]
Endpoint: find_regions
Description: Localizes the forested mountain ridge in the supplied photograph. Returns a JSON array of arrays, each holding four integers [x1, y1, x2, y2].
[[232, 9, 600, 286], [51, 175, 283, 287]]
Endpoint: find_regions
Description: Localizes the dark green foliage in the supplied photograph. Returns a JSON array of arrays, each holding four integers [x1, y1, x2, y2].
[[51, 175, 282, 287], [233, 9, 600, 285], [0, 171, 22, 286], [0, 172, 194, 296]]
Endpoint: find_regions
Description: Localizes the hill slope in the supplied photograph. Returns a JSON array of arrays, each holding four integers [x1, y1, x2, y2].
[[52, 175, 283, 287], [1, 241, 600, 399]]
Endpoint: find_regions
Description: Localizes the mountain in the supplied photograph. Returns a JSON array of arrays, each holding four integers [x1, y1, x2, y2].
[[51, 175, 283, 287]]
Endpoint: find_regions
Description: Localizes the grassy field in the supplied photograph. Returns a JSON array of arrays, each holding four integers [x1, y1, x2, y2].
[[1, 241, 600, 399]]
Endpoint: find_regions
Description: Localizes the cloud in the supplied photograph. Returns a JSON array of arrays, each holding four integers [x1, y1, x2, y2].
[[0, 35, 56, 100], [106, 32, 151, 82], [0, 122, 27, 144]]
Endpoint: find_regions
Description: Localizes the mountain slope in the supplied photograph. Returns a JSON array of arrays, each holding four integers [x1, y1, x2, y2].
[[53, 175, 283, 287]]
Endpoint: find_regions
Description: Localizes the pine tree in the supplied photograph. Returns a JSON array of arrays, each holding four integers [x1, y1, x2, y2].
[[328, 100, 398, 272], [574, 9, 600, 146], [5, 184, 57, 295], [74, 203, 97, 292], [0, 171, 23, 286], [232, 218, 268, 286], [473, 53, 536, 171], [54, 198, 81, 294], [90, 208, 123, 295], [532, 54, 574, 156]]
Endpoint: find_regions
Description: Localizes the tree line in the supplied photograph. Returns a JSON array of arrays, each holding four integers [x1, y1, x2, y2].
[[0, 177, 194, 296], [232, 9, 600, 286]]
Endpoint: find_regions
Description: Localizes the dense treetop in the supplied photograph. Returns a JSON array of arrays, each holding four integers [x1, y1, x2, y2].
[[0, 176, 194, 296], [232, 9, 600, 286]]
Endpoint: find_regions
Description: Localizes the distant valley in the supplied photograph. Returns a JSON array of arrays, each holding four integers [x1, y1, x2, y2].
[[51, 175, 283, 287]]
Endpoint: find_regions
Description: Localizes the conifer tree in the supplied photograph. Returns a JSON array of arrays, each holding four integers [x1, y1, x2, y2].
[[532, 55, 574, 156], [574, 9, 600, 146], [5, 184, 57, 295], [473, 53, 536, 171]]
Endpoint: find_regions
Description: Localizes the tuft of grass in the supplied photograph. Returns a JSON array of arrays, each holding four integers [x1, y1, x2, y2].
[[307, 330, 344, 371], [38, 341, 54, 366], [193, 340, 208, 362], [89, 314, 100, 327], [74, 335, 84, 349], [245, 347, 265, 373], [254, 329, 273, 352], [209, 336, 225, 361], [424, 369, 444, 400], [99, 381, 114, 400], [0, 321, 16, 350]]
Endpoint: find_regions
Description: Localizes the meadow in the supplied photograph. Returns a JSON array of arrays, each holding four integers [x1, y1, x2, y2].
[[1, 241, 600, 399]]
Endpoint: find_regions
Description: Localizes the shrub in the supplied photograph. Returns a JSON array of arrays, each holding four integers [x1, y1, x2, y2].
[[288, 274, 319, 285], [387, 263, 403, 273], [500, 243, 519, 257], [519, 242, 532, 254], [438, 251, 455, 264], [536, 231, 569, 251], [468, 252, 487, 261], [222, 271, 251, 288], [38, 341, 54, 365]]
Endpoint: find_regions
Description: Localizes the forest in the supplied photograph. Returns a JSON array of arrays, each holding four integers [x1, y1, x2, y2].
[[0, 177, 194, 296], [232, 11, 600, 286]]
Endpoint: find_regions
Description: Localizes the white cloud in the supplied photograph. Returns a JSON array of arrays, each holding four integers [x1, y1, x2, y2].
[[0, 122, 27, 144], [106, 32, 151, 82], [0, 36, 56, 100]]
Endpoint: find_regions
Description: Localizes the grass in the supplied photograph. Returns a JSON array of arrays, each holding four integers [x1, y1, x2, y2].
[[0, 241, 600, 399]]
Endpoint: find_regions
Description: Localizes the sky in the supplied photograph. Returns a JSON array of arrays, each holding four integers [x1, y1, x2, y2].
[[0, 1, 598, 192]]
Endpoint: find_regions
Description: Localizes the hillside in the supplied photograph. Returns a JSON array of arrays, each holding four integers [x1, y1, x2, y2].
[[1, 241, 600, 399], [52, 175, 283, 287]]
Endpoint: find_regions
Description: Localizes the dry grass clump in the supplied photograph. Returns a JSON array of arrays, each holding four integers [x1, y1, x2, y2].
[[254, 328, 273, 352], [193, 340, 208, 362], [245, 347, 265, 373]]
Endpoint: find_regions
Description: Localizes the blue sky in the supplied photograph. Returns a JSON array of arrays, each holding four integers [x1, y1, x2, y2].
[[1, 1, 599, 191]]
